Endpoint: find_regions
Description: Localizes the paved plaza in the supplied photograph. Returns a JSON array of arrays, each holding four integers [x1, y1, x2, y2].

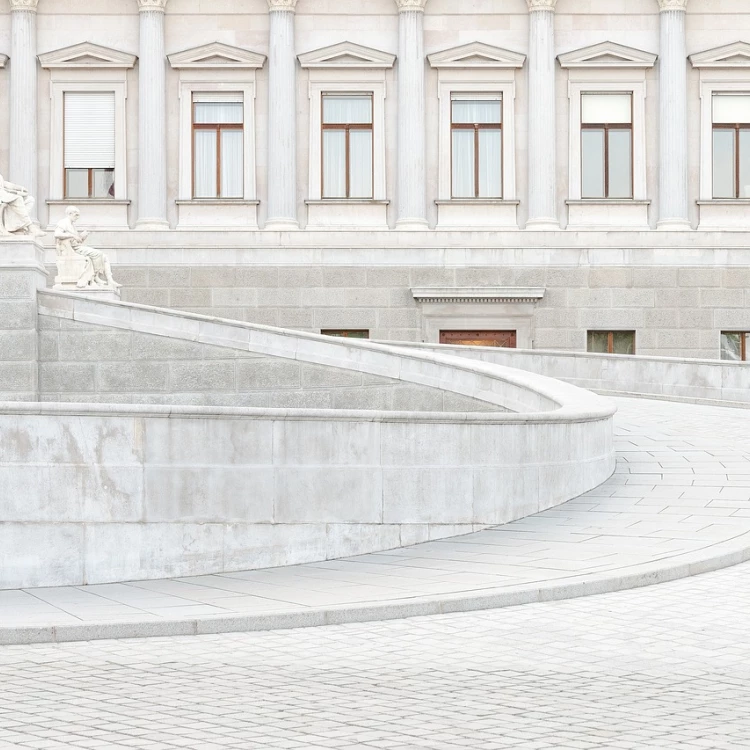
[[1, 558, 749, 749], [2, 397, 750, 643]]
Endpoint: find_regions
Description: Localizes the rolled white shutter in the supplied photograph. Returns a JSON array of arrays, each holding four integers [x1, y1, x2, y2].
[[64, 92, 116, 169]]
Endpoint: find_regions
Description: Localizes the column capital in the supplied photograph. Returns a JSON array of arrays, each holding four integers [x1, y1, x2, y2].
[[9, 0, 39, 11], [658, 0, 687, 9], [526, 0, 556, 11], [395, 0, 427, 12], [137, 0, 168, 11], [267, 0, 298, 11]]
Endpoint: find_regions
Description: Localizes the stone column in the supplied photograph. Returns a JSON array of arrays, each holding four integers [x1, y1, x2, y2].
[[657, 0, 690, 229], [9, 0, 39, 220], [395, 0, 428, 230], [136, 0, 169, 229], [526, 0, 558, 230], [265, 0, 299, 230]]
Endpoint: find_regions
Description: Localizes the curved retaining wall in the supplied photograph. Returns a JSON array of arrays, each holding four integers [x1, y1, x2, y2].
[[0, 292, 616, 588]]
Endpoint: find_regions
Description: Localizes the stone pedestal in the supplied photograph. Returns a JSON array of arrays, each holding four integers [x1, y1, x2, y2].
[[136, 0, 169, 230], [265, 0, 299, 230], [657, 0, 690, 230], [526, 0, 558, 230], [395, 0, 428, 230], [9, 0, 39, 222]]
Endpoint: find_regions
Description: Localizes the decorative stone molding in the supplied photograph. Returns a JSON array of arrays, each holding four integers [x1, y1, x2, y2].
[[298, 41, 395, 69], [267, 0, 298, 10], [39, 42, 137, 69], [526, 0, 556, 11], [658, 0, 687, 10], [558, 41, 657, 69], [412, 288, 546, 304], [428, 41, 525, 69], [168, 42, 265, 69], [9, 0, 39, 11], [395, 0, 427, 11], [690, 41, 750, 68], [137, 0, 168, 10]]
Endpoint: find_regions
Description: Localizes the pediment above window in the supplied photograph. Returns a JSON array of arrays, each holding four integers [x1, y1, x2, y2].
[[558, 41, 657, 69], [298, 42, 395, 69], [428, 42, 525, 69], [168, 42, 266, 69], [690, 41, 750, 68], [39, 42, 137, 69]]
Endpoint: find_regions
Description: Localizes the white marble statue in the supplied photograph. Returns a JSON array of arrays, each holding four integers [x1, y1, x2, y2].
[[0, 174, 45, 237], [54, 207, 121, 290]]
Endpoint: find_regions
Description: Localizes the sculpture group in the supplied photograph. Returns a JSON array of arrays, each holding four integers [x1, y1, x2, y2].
[[0, 174, 120, 291]]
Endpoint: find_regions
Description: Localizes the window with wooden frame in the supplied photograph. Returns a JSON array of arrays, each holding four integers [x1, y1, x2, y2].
[[321, 94, 373, 199], [450, 95, 502, 198], [192, 93, 244, 199], [321, 330, 370, 339], [439, 330, 516, 348], [712, 94, 750, 199], [587, 330, 635, 355], [581, 93, 633, 199], [721, 331, 749, 361], [64, 92, 116, 199]]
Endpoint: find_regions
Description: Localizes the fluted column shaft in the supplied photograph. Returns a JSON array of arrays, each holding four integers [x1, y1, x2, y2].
[[395, 4, 427, 229], [266, 3, 298, 230], [9, 1, 38, 218], [526, 2, 558, 229], [658, 4, 690, 229], [137, 2, 169, 229]]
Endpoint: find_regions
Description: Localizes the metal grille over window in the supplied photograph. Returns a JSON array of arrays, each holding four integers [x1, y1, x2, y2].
[[193, 93, 244, 199], [712, 94, 750, 199], [451, 96, 502, 199], [64, 92, 116, 199], [322, 95, 373, 199], [581, 93, 633, 199]]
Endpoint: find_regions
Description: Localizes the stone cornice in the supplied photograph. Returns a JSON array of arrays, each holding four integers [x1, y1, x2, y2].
[[411, 287, 545, 304], [526, 0, 556, 11], [9, 0, 39, 11], [137, 0, 168, 11], [395, 0, 427, 11], [658, 0, 687, 10], [267, 0, 298, 11]]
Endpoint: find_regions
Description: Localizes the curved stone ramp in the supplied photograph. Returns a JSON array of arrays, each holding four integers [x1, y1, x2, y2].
[[2, 397, 749, 645]]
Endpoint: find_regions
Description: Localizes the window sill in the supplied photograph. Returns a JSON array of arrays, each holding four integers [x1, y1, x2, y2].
[[47, 199, 131, 205], [566, 199, 650, 205], [435, 199, 520, 205], [305, 199, 390, 205], [697, 199, 750, 205], [175, 199, 260, 205]]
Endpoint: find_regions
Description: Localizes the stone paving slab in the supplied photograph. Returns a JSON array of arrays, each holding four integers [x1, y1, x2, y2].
[[2, 397, 750, 644]]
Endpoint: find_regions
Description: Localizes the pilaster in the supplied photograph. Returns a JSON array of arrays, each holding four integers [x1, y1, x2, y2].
[[9, 0, 39, 220], [525, 0, 558, 229], [136, 0, 169, 229]]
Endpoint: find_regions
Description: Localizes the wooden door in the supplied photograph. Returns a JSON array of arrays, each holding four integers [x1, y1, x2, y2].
[[439, 330, 517, 348]]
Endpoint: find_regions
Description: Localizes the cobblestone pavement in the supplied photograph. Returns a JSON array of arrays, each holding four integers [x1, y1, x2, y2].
[[3, 397, 750, 641], [1, 560, 749, 749]]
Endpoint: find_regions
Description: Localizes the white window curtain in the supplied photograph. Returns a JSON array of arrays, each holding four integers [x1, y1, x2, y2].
[[452, 129, 475, 198], [323, 130, 346, 198], [581, 94, 632, 124], [451, 99, 502, 125], [323, 96, 372, 124], [713, 94, 750, 124], [64, 92, 115, 169], [349, 130, 373, 198]]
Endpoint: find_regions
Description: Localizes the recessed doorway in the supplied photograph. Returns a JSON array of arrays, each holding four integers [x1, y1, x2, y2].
[[439, 330, 517, 348]]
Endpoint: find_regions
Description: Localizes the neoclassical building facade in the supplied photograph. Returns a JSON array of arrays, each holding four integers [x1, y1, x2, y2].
[[1, 0, 750, 360]]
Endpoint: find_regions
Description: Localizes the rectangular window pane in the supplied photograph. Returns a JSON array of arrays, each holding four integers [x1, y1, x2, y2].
[[65, 169, 89, 198], [608, 129, 632, 198], [587, 331, 610, 353], [452, 129, 475, 197], [194, 101, 243, 125], [220, 129, 243, 198], [740, 129, 750, 198], [451, 99, 502, 124], [194, 130, 218, 198], [713, 95, 750, 124], [64, 92, 116, 169], [349, 129, 373, 198], [713, 129, 736, 198], [92, 169, 115, 199], [323, 96, 372, 124], [721, 332, 742, 361], [323, 129, 346, 198], [582, 129, 605, 198], [612, 331, 635, 355], [321, 330, 370, 339], [478, 129, 502, 198], [582, 94, 632, 124]]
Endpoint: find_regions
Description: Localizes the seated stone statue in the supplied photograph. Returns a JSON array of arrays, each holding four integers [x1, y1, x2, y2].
[[54, 206, 121, 290], [0, 174, 45, 237]]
